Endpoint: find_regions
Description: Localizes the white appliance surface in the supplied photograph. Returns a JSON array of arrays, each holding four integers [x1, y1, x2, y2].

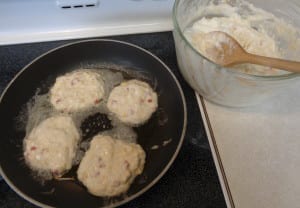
[[197, 81, 300, 208], [0, 0, 174, 45]]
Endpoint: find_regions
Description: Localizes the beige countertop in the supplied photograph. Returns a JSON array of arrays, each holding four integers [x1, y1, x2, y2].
[[198, 80, 300, 208]]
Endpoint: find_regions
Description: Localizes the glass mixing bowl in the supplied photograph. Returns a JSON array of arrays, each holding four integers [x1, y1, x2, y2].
[[173, 0, 300, 107]]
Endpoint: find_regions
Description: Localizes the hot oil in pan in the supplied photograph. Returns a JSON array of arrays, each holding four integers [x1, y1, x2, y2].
[[16, 66, 164, 190]]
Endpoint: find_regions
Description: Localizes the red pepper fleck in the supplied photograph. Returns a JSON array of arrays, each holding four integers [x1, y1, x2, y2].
[[71, 77, 79, 86], [124, 160, 130, 170], [52, 170, 60, 177], [30, 146, 37, 151], [99, 164, 105, 168], [130, 109, 135, 115], [98, 157, 106, 168], [147, 99, 152, 103], [94, 99, 101, 104], [113, 181, 121, 187]]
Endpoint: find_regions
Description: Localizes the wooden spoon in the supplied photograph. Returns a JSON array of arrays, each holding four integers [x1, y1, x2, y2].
[[203, 31, 300, 73]]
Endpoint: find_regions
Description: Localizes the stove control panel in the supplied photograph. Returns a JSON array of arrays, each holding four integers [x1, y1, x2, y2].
[[0, 0, 174, 45]]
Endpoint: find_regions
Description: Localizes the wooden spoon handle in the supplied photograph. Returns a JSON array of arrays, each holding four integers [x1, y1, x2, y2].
[[242, 53, 300, 73]]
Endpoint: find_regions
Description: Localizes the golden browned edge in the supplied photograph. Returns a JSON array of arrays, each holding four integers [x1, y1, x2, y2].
[[199, 95, 235, 208]]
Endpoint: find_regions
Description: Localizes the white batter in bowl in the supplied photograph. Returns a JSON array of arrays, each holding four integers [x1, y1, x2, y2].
[[184, 7, 284, 76], [173, 0, 300, 107]]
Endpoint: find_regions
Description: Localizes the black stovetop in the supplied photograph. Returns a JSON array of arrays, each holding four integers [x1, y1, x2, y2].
[[0, 32, 226, 208]]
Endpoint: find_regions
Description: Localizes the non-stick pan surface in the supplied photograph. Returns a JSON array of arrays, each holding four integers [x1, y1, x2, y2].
[[0, 40, 186, 208]]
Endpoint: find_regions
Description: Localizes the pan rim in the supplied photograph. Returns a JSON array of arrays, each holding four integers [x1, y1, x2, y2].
[[0, 38, 187, 208]]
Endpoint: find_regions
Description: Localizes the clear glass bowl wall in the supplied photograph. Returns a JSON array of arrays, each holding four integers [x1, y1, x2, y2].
[[173, 0, 300, 107]]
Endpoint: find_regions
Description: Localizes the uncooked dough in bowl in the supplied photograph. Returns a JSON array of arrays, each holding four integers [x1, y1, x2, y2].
[[173, 0, 300, 107]]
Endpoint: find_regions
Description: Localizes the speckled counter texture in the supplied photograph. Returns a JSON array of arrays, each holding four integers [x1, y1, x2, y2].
[[0, 32, 226, 208]]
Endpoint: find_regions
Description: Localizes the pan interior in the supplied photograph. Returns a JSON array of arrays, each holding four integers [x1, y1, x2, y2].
[[0, 40, 186, 208]]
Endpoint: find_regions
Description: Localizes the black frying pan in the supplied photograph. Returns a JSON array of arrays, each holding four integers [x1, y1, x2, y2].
[[0, 40, 187, 208]]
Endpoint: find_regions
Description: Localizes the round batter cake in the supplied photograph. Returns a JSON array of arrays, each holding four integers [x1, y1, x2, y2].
[[23, 115, 80, 176], [107, 79, 158, 125], [50, 70, 105, 112], [77, 135, 145, 197]]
